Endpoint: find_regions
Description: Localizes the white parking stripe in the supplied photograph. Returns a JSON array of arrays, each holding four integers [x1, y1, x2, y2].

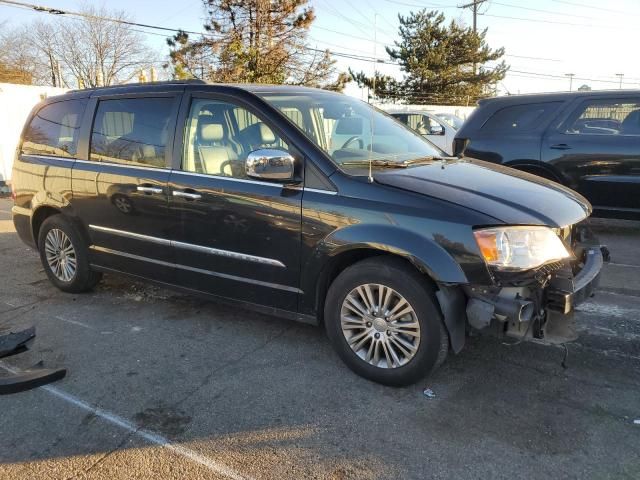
[[0, 361, 252, 480], [576, 301, 640, 321], [608, 262, 640, 269], [54, 315, 94, 330]]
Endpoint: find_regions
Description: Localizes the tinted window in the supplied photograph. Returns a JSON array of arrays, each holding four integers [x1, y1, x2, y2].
[[90, 97, 175, 168], [482, 102, 561, 132], [22, 100, 86, 157], [567, 99, 640, 135], [182, 98, 288, 178]]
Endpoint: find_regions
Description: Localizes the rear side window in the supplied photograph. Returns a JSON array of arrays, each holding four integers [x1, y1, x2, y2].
[[22, 100, 87, 158], [481, 102, 562, 133], [566, 99, 640, 135], [90, 97, 175, 168]]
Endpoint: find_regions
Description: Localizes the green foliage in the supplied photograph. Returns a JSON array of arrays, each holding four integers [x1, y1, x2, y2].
[[351, 10, 508, 104], [167, 0, 348, 90]]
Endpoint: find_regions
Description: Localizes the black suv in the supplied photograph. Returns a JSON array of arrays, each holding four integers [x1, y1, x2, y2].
[[454, 90, 640, 220], [12, 81, 603, 386]]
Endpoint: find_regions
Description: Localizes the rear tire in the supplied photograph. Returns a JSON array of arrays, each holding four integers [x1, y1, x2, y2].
[[38, 214, 102, 293], [325, 256, 448, 386]]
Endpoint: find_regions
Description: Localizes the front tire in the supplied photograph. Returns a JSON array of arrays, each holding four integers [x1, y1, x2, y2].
[[325, 257, 448, 386], [38, 214, 102, 293]]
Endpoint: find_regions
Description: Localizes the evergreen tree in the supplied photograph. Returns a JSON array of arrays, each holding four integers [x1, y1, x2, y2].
[[351, 10, 508, 104], [167, 0, 348, 90]]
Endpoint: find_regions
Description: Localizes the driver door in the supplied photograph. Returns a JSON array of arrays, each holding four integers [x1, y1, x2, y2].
[[168, 94, 303, 311]]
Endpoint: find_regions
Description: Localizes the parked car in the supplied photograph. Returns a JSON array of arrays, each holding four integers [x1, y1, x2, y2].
[[387, 109, 456, 154], [12, 81, 604, 386], [454, 90, 640, 220], [435, 112, 465, 130]]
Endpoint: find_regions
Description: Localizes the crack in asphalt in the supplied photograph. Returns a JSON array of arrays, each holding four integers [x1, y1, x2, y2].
[[169, 326, 291, 409]]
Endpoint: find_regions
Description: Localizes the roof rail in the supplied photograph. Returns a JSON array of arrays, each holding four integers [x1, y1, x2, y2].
[[68, 79, 207, 93]]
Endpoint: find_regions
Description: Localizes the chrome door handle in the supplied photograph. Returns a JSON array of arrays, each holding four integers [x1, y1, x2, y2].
[[137, 186, 163, 194], [172, 190, 202, 200], [550, 143, 571, 150]]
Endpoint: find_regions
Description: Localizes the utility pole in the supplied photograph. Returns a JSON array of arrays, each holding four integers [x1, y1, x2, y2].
[[565, 73, 575, 91], [459, 0, 487, 32], [459, 0, 486, 75], [615, 73, 624, 89]]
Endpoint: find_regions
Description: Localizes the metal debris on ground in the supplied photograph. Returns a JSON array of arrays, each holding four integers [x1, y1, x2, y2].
[[423, 388, 436, 398]]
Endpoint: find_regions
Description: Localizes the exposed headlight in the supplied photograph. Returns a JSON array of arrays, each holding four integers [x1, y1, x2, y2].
[[473, 226, 572, 271]]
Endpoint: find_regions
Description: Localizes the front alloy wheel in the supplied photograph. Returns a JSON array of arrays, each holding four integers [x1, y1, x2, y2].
[[341, 284, 421, 368], [325, 257, 448, 386]]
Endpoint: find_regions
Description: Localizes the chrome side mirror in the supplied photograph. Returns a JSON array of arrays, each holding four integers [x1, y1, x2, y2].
[[246, 148, 295, 181]]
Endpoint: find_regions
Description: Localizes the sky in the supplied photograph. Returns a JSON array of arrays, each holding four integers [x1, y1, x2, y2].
[[2, 0, 640, 101]]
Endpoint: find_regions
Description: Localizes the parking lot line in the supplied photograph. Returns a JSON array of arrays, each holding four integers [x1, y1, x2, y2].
[[0, 361, 252, 480], [54, 315, 94, 330]]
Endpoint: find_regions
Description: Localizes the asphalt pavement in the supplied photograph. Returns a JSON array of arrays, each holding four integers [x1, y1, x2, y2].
[[0, 198, 638, 480]]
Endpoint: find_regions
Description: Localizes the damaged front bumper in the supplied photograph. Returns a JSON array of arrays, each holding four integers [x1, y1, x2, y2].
[[463, 239, 606, 346]]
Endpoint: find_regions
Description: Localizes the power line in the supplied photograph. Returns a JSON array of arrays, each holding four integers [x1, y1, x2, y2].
[[552, 0, 640, 16], [0, 0, 218, 37], [480, 12, 619, 29], [491, 1, 595, 19]]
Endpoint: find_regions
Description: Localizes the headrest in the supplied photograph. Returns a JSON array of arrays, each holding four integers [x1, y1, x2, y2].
[[199, 121, 224, 142], [242, 122, 276, 145]]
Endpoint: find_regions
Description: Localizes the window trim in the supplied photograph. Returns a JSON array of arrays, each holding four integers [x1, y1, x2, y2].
[[84, 92, 182, 170]]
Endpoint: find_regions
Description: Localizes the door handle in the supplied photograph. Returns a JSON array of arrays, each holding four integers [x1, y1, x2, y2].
[[136, 186, 163, 194], [550, 143, 572, 150], [172, 190, 202, 200]]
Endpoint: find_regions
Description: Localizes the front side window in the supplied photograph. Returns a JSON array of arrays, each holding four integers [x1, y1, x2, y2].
[[182, 99, 288, 178], [22, 100, 87, 158], [90, 97, 175, 168], [482, 102, 562, 133], [566, 99, 640, 135], [257, 91, 443, 173]]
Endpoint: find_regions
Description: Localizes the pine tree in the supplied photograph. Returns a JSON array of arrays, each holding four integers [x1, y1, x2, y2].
[[351, 10, 508, 104], [167, 0, 348, 90]]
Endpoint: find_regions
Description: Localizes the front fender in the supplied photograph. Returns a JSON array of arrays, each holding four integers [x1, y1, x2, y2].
[[321, 224, 468, 283]]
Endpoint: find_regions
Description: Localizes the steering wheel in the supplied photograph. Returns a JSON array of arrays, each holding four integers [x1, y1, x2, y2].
[[341, 136, 364, 149]]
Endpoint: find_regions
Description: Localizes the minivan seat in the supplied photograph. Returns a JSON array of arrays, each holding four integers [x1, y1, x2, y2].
[[197, 120, 237, 176]]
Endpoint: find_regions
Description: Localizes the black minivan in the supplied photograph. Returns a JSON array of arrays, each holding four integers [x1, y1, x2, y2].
[[454, 90, 640, 220], [12, 81, 604, 386]]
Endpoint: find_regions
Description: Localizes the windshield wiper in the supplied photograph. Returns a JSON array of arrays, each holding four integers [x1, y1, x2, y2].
[[401, 156, 458, 166], [340, 159, 408, 168]]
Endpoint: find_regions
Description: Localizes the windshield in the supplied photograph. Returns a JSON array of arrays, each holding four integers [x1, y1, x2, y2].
[[257, 90, 445, 172], [436, 113, 463, 130]]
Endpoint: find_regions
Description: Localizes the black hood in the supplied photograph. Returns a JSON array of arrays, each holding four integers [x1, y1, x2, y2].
[[374, 159, 591, 227]]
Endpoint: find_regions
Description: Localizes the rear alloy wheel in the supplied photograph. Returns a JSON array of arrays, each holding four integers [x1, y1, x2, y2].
[[325, 257, 448, 386], [44, 228, 77, 282], [38, 214, 102, 293]]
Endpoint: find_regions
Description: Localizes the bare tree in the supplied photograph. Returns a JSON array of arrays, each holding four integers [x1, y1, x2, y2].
[[51, 5, 156, 87], [0, 23, 43, 85]]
